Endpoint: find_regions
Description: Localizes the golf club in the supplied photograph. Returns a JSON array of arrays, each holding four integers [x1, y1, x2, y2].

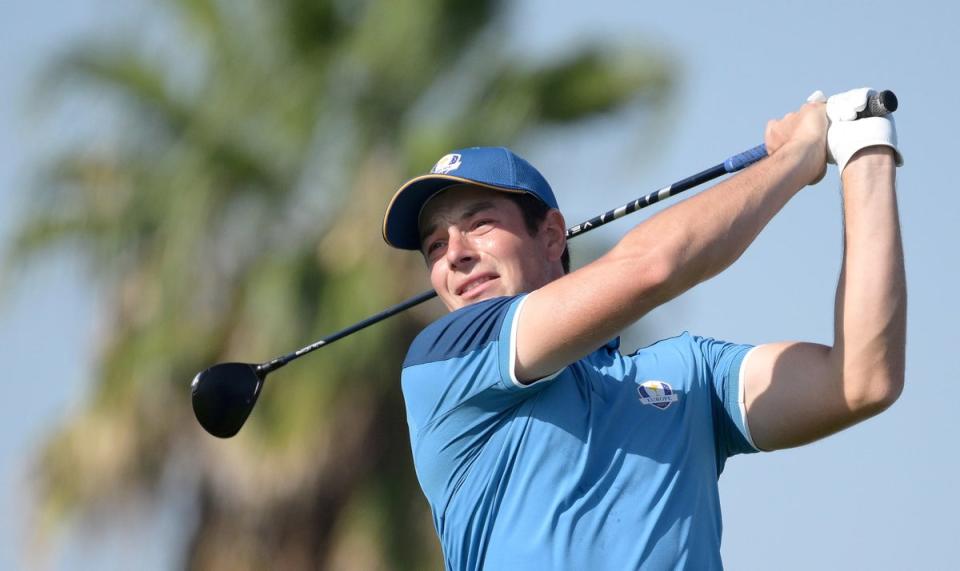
[[192, 90, 898, 438]]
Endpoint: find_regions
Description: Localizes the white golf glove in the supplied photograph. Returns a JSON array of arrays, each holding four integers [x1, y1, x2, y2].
[[807, 88, 903, 175]]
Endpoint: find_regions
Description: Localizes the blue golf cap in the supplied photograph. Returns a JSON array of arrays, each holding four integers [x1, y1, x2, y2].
[[382, 146, 559, 250]]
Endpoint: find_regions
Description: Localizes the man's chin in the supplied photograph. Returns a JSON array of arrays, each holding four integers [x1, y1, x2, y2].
[[445, 290, 501, 311]]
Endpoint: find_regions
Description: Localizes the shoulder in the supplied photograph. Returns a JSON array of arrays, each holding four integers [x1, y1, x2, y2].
[[628, 331, 698, 358], [632, 331, 747, 358], [628, 332, 748, 377], [403, 295, 525, 369]]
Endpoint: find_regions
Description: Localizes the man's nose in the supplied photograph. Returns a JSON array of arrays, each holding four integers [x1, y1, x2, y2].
[[445, 230, 476, 269]]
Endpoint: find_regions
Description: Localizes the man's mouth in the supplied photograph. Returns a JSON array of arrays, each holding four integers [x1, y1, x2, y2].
[[457, 274, 498, 297]]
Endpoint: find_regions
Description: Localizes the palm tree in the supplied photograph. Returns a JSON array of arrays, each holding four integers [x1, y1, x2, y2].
[[9, 0, 671, 568]]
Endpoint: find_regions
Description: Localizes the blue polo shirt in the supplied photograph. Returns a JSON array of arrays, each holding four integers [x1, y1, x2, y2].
[[401, 295, 759, 570]]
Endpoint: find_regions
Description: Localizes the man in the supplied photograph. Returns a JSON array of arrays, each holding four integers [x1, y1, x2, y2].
[[381, 88, 904, 569]]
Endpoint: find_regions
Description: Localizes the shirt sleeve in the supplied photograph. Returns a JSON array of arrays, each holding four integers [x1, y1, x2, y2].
[[400, 295, 562, 508], [691, 335, 762, 464], [400, 294, 561, 435]]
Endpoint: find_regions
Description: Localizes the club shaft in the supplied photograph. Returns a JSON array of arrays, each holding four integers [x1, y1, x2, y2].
[[257, 289, 438, 374], [565, 144, 769, 240], [255, 87, 900, 376]]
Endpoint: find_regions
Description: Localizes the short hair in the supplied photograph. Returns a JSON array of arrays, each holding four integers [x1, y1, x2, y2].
[[504, 192, 571, 274]]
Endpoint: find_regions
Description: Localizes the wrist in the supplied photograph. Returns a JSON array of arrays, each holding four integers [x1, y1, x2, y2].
[[777, 140, 826, 187], [841, 147, 896, 188], [845, 145, 896, 168]]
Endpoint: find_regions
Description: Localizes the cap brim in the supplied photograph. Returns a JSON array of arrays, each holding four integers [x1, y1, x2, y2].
[[382, 174, 526, 250]]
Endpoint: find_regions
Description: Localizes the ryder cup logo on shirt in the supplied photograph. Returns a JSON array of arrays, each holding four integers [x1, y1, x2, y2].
[[637, 380, 679, 410], [431, 153, 462, 174]]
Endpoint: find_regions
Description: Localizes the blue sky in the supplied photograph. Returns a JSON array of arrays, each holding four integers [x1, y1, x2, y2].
[[2, 0, 958, 569]]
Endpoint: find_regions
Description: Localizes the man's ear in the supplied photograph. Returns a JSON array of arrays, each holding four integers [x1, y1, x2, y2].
[[540, 209, 567, 262]]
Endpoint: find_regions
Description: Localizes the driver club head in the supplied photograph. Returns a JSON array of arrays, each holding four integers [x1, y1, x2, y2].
[[191, 362, 265, 438]]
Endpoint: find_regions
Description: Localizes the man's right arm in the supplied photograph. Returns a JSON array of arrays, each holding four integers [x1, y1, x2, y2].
[[514, 103, 828, 382]]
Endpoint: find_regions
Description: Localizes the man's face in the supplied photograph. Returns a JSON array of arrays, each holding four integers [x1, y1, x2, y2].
[[419, 186, 559, 311]]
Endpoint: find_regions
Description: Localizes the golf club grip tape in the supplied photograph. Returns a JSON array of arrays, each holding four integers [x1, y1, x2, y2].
[[859, 90, 898, 118], [723, 145, 768, 173], [723, 91, 897, 174]]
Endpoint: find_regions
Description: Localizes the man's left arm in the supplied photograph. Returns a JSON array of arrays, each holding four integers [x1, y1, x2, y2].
[[743, 144, 905, 451]]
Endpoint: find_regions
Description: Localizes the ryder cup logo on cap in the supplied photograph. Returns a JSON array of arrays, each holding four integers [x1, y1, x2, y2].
[[431, 153, 462, 175], [637, 380, 679, 410]]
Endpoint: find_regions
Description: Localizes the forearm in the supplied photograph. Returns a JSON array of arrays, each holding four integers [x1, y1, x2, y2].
[[516, 103, 827, 380], [737, 93, 904, 450], [831, 148, 906, 410], [516, 143, 818, 380], [607, 142, 816, 306]]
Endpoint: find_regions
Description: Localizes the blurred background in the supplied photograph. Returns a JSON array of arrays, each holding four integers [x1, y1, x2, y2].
[[1, 0, 957, 569]]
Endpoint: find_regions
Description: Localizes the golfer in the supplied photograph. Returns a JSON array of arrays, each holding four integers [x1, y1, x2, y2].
[[381, 88, 904, 569]]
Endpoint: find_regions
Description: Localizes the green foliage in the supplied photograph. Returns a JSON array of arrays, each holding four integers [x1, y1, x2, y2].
[[9, 0, 673, 567]]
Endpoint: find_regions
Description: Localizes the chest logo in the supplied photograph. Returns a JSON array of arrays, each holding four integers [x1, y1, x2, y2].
[[637, 380, 679, 410]]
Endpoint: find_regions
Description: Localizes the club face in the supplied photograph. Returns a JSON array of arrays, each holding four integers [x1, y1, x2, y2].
[[191, 363, 265, 438]]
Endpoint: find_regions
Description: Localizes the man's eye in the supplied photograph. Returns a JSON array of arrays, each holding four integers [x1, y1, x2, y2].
[[473, 219, 493, 230], [427, 240, 445, 254]]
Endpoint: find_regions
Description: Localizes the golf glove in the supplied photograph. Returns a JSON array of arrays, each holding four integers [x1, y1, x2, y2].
[[808, 88, 903, 175]]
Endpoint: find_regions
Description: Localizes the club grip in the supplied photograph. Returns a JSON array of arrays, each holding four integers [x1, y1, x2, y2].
[[723, 144, 768, 173], [723, 90, 899, 174], [858, 90, 898, 118]]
